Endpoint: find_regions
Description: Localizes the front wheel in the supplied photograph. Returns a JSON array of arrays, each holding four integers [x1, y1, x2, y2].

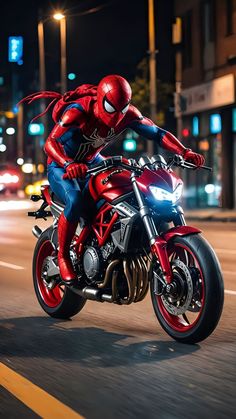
[[33, 227, 86, 319], [150, 234, 224, 344]]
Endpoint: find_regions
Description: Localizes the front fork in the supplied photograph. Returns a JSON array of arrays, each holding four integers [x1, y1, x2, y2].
[[130, 173, 173, 283]]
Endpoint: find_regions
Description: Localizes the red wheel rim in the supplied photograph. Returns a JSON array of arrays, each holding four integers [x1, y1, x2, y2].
[[157, 243, 205, 332], [36, 240, 64, 308]]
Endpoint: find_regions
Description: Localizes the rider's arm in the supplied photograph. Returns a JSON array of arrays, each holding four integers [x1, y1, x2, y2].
[[129, 115, 186, 156], [44, 105, 84, 168]]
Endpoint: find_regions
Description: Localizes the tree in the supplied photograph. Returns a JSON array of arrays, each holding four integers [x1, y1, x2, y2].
[[130, 58, 174, 123]]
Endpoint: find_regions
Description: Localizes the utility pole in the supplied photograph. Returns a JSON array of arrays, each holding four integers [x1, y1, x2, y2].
[[17, 104, 24, 160], [148, 0, 157, 156]]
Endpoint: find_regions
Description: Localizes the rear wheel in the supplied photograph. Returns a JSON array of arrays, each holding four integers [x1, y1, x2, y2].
[[33, 227, 86, 319], [150, 234, 224, 344]]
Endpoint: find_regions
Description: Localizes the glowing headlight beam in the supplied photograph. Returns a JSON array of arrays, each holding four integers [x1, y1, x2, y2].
[[149, 184, 183, 203]]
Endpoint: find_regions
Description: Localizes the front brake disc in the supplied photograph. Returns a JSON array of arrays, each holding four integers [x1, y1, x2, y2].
[[161, 259, 193, 315]]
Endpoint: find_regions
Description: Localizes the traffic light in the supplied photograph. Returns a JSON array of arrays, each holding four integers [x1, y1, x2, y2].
[[123, 130, 137, 152]]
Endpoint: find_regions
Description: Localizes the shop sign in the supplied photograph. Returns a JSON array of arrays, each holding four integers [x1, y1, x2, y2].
[[175, 74, 235, 116]]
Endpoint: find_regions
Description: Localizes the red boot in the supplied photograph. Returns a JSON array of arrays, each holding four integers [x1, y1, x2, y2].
[[57, 212, 78, 286]]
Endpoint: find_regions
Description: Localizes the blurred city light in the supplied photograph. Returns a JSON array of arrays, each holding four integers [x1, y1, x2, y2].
[[5, 111, 15, 119], [22, 163, 34, 174], [68, 73, 76, 80], [210, 114, 222, 134], [53, 12, 65, 20], [182, 128, 190, 137], [25, 184, 35, 195], [0, 173, 19, 184], [28, 123, 44, 136], [37, 163, 45, 174], [205, 184, 215, 194], [17, 158, 24, 165], [25, 179, 49, 196], [0, 144, 7, 152], [123, 138, 137, 152], [6, 127, 15, 135]]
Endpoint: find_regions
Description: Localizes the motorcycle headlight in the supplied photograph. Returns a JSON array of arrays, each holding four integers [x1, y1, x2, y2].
[[149, 184, 183, 203]]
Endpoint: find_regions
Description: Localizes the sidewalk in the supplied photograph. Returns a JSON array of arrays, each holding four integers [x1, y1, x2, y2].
[[184, 208, 236, 222]]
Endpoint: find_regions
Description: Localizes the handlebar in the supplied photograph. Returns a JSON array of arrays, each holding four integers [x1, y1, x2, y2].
[[62, 156, 143, 180], [62, 154, 212, 180]]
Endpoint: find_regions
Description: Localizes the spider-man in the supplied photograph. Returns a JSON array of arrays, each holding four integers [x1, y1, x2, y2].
[[20, 75, 204, 286]]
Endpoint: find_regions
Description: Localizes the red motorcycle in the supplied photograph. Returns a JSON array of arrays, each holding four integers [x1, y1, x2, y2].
[[29, 154, 224, 344]]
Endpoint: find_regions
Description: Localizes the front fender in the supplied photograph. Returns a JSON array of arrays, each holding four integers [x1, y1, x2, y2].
[[162, 225, 201, 242]]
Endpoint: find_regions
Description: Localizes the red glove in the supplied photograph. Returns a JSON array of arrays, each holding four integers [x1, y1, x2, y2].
[[183, 149, 205, 167], [62, 163, 88, 180]]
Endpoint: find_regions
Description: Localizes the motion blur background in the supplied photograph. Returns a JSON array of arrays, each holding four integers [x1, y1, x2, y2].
[[1, 2, 236, 418], [1, 0, 236, 210]]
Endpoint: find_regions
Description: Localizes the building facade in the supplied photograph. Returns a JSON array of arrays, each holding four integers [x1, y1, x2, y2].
[[175, 0, 236, 208]]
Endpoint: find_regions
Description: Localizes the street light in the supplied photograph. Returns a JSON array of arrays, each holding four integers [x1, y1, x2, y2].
[[53, 13, 65, 20], [53, 11, 67, 94]]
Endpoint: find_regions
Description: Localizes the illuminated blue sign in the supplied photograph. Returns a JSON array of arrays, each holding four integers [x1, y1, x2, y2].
[[210, 114, 222, 134], [8, 36, 23, 63], [232, 108, 236, 132], [192, 116, 199, 136]]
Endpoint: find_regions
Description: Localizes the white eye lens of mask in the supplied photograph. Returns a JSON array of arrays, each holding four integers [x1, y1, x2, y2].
[[122, 103, 129, 114], [104, 99, 116, 113]]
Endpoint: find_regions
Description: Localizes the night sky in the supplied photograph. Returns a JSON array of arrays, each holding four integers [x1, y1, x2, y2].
[[0, 0, 174, 106]]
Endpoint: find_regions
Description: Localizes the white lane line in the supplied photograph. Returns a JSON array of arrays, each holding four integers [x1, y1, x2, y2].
[[225, 289, 236, 296], [215, 248, 236, 255], [0, 261, 25, 270], [223, 270, 236, 276]]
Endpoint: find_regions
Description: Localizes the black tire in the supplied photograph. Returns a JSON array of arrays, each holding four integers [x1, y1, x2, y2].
[[33, 227, 86, 319], [150, 234, 224, 344]]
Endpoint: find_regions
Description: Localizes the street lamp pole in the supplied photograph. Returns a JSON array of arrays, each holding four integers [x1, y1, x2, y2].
[[53, 13, 67, 94], [148, 0, 157, 156], [60, 16, 67, 94], [38, 20, 46, 92], [37, 18, 47, 166]]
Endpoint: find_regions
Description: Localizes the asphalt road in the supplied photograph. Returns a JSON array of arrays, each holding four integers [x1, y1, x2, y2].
[[0, 202, 236, 418]]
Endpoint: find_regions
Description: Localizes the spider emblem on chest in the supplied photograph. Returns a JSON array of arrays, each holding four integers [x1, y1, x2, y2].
[[83, 128, 116, 148]]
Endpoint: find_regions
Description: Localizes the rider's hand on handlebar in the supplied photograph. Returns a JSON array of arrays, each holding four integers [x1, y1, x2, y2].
[[62, 162, 88, 180], [183, 149, 205, 167]]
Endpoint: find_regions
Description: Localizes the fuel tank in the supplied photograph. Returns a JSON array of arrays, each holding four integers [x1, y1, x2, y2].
[[88, 167, 182, 203]]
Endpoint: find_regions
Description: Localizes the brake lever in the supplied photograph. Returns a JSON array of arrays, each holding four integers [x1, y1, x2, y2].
[[183, 162, 212, 171]]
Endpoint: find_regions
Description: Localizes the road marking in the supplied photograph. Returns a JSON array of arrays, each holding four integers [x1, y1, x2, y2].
[[0, 200, 35, 211], [0, 261, 24, 270], [225, 289, 236, 296], [223, 270, 236, 276], [215, 248, 236, 255], [0, 362, 84, 419]]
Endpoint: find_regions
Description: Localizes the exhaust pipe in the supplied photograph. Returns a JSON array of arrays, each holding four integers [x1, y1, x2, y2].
[[72, 286, 113, 303], [32, 225, 42, 239]]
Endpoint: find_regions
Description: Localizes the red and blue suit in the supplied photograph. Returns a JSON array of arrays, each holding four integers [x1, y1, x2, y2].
[[20, 75, 204, 285]]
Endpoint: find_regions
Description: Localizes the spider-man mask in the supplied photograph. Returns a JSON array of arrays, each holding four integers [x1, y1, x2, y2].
[[97, 75, 132, 128]]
